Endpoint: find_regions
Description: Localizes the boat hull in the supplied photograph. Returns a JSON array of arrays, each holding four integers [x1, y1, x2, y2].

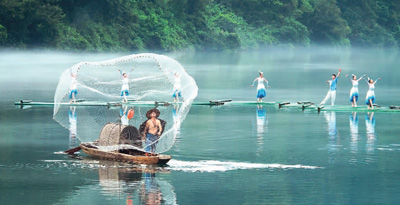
[[80, 143, 171, 165]]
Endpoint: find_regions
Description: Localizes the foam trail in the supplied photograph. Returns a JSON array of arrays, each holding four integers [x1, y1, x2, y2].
[[166, 160, 323, 173]]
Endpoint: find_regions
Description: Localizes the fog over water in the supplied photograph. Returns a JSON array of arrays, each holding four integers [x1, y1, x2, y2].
[[1, 47, 399, 105]]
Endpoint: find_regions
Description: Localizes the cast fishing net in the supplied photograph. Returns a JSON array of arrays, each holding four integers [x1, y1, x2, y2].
[[53, 53, 198, 154]]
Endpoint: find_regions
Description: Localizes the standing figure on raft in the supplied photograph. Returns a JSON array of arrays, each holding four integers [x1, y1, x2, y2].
[[364, 77, 381, 109], [173, 72, 182, 103], [69, 69, 78, 104], [118, 69, 134, 103], [251, 71, 269, 103], [346, 74, 365, 107], [320, 68, 342, 106]]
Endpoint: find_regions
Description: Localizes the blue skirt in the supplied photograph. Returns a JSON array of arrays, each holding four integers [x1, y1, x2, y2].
[[350, 93, 359, 102], [69, 90, 77, 99], [121, 90, 129, 96], [365, 96, 375, 105], [257, 89, 266, 98], [172, 90, 181, 98]]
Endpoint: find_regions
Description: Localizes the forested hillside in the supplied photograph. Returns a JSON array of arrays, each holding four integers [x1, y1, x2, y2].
[[0, 0, 399, 51]]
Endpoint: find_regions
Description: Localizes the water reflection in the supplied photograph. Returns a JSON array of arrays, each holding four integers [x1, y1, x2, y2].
[[366, 112, 376, 155], [324, 111, 339, 163], [324, 111, 338, 146], [349, 112, 359, 156], [256, 105, 267, 155], [96, 161, 176, 204], [68, 106, 77, 148], [172, 104, 180, 130], [120, 105, 129, 125]]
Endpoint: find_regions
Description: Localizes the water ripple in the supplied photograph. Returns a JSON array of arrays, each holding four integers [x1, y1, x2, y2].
[[166, 159, 323, 173]]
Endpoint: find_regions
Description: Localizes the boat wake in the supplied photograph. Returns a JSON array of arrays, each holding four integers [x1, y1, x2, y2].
[[166, 159, 323, 173]]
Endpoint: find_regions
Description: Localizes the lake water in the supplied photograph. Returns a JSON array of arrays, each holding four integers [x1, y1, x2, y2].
[[1, 48, 400, 204]]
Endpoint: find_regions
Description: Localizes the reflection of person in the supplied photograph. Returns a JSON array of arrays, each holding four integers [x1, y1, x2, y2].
[[366, 112, 376, 154], [256, 105, 266, 134], [324, 111, 339, 155], [118, 69, 134, 103], [140, 170, 163, 205], [364, 77, 381, 109], [349, 112, 359, 155], [172, 104, 180, 129], [320, 69, 341, 106], [251, 71, 269, 102], [256, 105, 267, 155], [141, 109, 163, 155], [69, 106, 77, 148], [120, 105, 129, 125], [325, 111, 337, 137], [69, 69, 78, 104], [346, 74, 365, 107], [172, 72, 182, 103]]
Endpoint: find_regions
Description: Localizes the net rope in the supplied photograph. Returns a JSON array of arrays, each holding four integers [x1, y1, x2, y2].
[[53, 53, 198, 153]]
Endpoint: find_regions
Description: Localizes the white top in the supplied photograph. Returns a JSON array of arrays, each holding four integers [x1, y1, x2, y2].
[[368, 83, 375, 92], [174, 75, 181, 90], [121, 77, 129, 91], [257, 77, 266, 90], [351, 80, 359, 88], [70, 76, 77, 90], [366, 83, 375, 97]]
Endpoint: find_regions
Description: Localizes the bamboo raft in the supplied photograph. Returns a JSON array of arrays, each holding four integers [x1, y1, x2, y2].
[[15, 99, 400, 112], [15, 99, 277, 107], [278, 102, 400, 113]]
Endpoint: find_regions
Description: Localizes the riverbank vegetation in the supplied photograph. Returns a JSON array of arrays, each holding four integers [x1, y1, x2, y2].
[[0, 0, 399, 51]]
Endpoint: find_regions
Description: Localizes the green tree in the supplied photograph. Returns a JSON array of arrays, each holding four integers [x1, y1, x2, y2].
[[308, 0, 350, 45], [0, 24, 7, 43]]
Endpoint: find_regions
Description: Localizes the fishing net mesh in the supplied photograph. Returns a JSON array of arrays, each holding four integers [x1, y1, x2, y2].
[[53, 53, 198, 153]]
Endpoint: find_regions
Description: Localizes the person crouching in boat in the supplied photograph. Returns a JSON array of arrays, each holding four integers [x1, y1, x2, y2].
[[142, 108, 163, 156], [320, 68, 342, 106], [364, 77, 381, 110], [251, 71, 269, 103], [346, 74, 365, 107], [118, 69, 133, 103]]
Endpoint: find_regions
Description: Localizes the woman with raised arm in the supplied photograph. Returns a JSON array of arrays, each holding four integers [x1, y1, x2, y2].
[[118, 69, 134, 103], [364, 77, 381, 109], [251, 71, 269, 103], [69, 69, 78, 104], [320, 68, 342, 106], [346, 74, 365, 107]]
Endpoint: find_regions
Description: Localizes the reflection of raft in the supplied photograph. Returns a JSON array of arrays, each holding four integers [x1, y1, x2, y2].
[[80, 143, 171, 165]]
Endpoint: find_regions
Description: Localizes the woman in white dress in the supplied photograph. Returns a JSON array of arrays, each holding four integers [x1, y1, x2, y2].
[[364, 77, 381, 109], [346, 74, 365, 107], [251, 71, 269, 102], [118, 69, 133, 103]]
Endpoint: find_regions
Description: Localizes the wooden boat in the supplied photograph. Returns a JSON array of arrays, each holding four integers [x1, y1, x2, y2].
[[80, 143, 171, 165]]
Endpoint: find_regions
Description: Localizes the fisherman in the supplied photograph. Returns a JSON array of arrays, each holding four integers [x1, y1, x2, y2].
[[346, 74, 365, 107], [118, 69, 134, 103], [69, 69, 78, 104], [364, 77, 381, 109], [320, 68, 342, 106], [251, 71, 269, 102], [142, 108, 163, 155], [173, 72, 182, 103]]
